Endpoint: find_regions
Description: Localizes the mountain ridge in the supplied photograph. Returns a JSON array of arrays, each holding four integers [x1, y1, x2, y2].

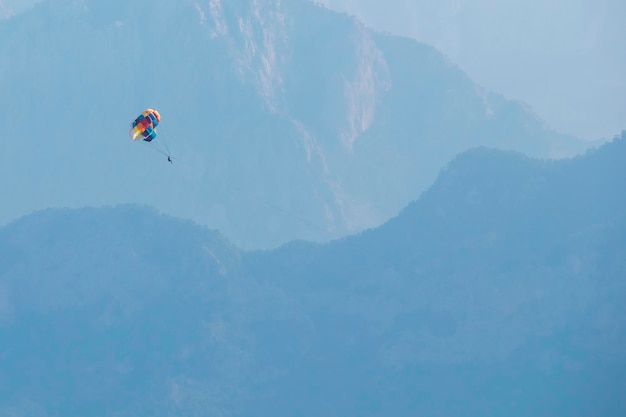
[[0, 0, 592, 248], [1, 135, 625, 416]]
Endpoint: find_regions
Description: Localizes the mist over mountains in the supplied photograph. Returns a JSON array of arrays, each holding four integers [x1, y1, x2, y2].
[[1, 1, 622, 415], [317, 0, 626, 141], [0, 0, 591, 249], [1, 134, 624, 417]]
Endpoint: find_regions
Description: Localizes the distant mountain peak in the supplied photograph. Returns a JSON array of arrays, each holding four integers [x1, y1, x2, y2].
[[0, 0, 593, 248]]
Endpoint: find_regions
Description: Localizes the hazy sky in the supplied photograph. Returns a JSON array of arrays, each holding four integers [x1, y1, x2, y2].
[[318, 0, 625, 141]]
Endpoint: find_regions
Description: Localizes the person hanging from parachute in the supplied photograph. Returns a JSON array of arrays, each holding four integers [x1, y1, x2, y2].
[[129, 108, 173, 163]]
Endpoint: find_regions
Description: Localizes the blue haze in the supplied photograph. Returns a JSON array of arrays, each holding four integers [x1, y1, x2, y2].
[[0, 0, 591, 249], [0, 135, 625, 416], [1, 2, 623, 415], [318, 0, 626, 141]]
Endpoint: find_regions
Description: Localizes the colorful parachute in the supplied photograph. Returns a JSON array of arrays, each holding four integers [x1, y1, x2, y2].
[[129, 108, 161, 142]]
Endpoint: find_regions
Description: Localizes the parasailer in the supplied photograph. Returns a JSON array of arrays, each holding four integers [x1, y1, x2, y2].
[[129, 108, 172, 162], [129, 108, 160, 142]]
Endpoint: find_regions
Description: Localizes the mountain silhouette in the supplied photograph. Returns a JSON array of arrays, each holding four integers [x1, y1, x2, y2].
[[1, 134, 623, 416]]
